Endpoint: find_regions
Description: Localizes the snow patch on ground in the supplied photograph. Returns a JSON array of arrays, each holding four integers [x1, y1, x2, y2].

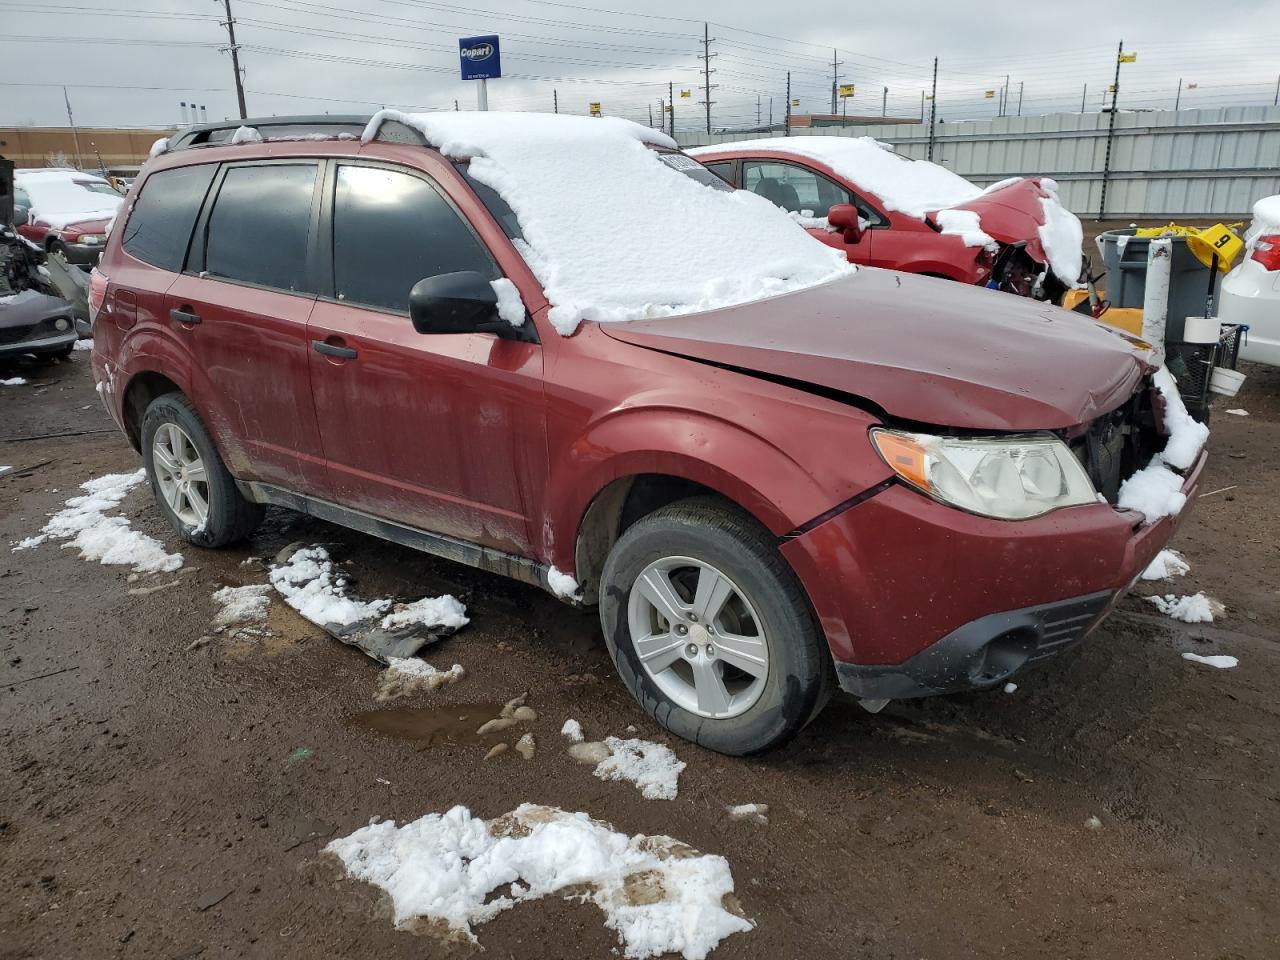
[[726, 803, 769, 824], [364, 111, 852, 336], [593, 737, 686, 801], [1182, 652, 1238, 669], [212, 583, 273, 628], [490, 277, 526, 327], [1226, 408, 1248, 416], [546, 565, 581, 600], [377, 659, 465, 701], [2, 377, 27, 386], [270, 546, 390, 627], [1117, 366, 1208, 522], [1142, 549, 1190, 581], [72, 339, 93, 351], [12, 469, 184, 573], [1147, 592, 1220, 623], [325, 803, 751, 959], [561, 718, 585, 742], [380, 595, 469, 632]]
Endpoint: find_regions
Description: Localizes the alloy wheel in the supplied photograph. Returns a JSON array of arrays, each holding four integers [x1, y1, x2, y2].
[[151, 422, 209, 529], [626, 555, 770, 719]]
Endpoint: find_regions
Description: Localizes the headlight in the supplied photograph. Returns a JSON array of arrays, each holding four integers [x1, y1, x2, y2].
[[870, 428, 1101, 520]]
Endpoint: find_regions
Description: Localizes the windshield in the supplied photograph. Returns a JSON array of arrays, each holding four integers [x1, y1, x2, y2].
[[77, 181, 123, 196]]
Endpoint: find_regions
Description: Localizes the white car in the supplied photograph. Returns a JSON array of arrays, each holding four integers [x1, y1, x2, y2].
[[1219, 195, 1280, 366]]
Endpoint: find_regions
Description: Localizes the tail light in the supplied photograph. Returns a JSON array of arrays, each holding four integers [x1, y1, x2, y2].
[[88, 268, 108, 325], [1250, 235, 1280, 272]]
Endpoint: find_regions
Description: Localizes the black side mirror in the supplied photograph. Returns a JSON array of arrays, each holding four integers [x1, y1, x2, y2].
[[409, 271, 501, 335], [827, 203, 864, 244]]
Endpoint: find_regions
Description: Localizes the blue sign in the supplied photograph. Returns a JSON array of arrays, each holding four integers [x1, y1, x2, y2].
[[459, 35, 501, 81]]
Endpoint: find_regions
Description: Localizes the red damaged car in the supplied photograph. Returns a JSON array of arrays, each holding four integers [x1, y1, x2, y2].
[[690, 137, 1084, 303], [92, 113, 1202, 755]]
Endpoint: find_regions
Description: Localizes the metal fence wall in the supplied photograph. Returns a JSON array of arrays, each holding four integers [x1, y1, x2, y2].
[[674, 106, 1280, 219]]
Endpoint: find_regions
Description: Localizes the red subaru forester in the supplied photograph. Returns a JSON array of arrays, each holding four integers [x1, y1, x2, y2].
[[92, 113, 1204, 755]]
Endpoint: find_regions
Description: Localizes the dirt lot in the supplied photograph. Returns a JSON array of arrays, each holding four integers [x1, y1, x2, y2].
[[2, 339, 1279, 959]]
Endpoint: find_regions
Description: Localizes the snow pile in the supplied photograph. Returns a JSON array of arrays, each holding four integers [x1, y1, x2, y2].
[[377, 658, 465, 701], [230, 125, 262, 144], [561, 718, 585, 742], [1037, 178, 1084, 286], [1, 377, 26, 386], [363, 112, 852, 335], [381, 595, 469, 632], [547, 565, 581, 600], [1147, 593, 1219, 623], [148, 137, 169, 159], [726, 804, 769, 824], [1226, 409, 1248, 416], [1182, 652, 1238, 669], [490, 278, 525, 327], [12, 469, 184, 573], [325, 803, 751, 959], [212, 583, 273, 627], [934, 208, 995, 250], [270, 545, 468, 633], [1117, 367, 1209, 522], [72, 339, 93, 351], [593, 737, 686, 801], [1141, 549, 1190, 581]]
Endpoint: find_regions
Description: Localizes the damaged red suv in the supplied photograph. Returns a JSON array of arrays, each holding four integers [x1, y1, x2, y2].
[[92, 113, 1204, 755]]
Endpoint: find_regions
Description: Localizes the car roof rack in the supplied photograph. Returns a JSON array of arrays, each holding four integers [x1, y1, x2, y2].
[[166, 115, 428, 151]]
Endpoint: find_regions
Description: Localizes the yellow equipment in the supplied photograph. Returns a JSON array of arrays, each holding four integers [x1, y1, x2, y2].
[[1132, 222, 1244, 273]]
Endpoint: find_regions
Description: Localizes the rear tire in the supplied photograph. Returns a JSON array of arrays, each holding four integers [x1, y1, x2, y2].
[[599, 496, 833, 755], [141, 393, 261, 548]]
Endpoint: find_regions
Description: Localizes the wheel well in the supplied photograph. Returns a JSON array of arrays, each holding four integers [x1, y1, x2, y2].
[[574, 474, 721, 605], [122, 372, 182, 451]]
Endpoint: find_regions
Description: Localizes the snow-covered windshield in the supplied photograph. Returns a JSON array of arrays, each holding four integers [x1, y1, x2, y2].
[[366, 111, 853, 335]]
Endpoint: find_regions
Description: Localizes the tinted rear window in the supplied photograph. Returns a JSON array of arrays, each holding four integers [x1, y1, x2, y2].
[[122, 164, 216, 272], [204, 164, 317, 292]]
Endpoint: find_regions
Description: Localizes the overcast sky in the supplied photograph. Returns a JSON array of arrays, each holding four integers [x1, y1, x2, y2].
[[2, 0, 1278, 131]]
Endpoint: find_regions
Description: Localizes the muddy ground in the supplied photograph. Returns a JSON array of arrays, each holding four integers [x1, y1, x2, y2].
[[3, 333, 1279, 959]]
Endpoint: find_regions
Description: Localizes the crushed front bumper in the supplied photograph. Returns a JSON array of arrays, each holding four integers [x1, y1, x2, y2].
[[782, 447, 1207, 699]]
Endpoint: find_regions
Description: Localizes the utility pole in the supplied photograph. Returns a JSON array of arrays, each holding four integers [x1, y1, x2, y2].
[[669, 81, 675, 139], [756, 93, 761, 128], [1098, 39, 1124, 220], [1081, 83, 1087, 112], [830, 49, 842, 114], [1017, 81, 1023, 116], [218, 0, 248, 120], [62, 86, 83, 170], [454, 99, 459, 111], [882, 86, 887, 117], [768, 96, 773, 129], [699, 22, 716, 135], [785, 72, 791, 135], [920, 90, 925, 121], [649, 103, 654, 127], [1002, 73, 1010, 117], [1175, 77, 1183, 110], [1273, 73, 1278, 106], [553, 89, 558, 113], [927, 57, 938, 160]]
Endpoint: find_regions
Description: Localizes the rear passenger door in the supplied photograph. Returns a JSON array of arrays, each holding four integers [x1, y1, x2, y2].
[[164, 161, 329, 496], [306, 160, 545, 553]]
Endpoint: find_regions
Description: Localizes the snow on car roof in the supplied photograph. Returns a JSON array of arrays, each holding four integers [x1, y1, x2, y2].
[[17, 170, 122, 229], [689, 136, 983, 220], [362, 111, 854, 335]]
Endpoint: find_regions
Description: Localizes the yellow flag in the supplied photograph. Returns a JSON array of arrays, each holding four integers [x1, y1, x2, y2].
[[589, 102, 601, 116], [1118, 52, 1137, 63], [838, 84, 854, 98], [984, 90, 996, 98], [680, 89, 692, 98], [791, 98, 800, 107], [1187, 82, 1198, 89]]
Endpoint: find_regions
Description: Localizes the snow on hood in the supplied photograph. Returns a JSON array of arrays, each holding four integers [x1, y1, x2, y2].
[[690, 136, 1084, 287], [363, 111, 854, 335], [16, 172, 122, 230]]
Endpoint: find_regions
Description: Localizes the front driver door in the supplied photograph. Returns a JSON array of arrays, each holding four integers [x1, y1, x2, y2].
[[741, 159, 883, 265], [307, 161, 545, 554]]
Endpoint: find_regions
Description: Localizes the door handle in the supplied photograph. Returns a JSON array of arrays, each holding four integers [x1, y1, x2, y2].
[[170, 306, 201, 326], [312, 339, 358, 359]]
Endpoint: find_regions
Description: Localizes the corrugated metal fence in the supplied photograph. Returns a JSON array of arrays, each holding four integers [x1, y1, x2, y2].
[[674, 106, 1280, 219]]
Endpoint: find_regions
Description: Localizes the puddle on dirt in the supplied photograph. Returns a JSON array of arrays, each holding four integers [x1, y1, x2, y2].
[[349, 703, 506, 748]]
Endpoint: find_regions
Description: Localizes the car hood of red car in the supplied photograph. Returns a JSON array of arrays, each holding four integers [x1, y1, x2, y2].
[[56, 217, 113, 234], [599, 267, 1153, 431], [933, 177, 1050, 262]]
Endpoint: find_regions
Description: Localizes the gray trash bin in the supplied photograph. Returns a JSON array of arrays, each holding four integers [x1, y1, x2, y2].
[[1096, 229, 1222, 342]]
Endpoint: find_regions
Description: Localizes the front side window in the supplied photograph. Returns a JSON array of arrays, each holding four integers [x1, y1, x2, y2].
[[702, 161, 733, 184], [122, 163, 217, 272], [742, 161, 851, 214], [333, 164, 498, 313], [204, 164, 317, 292]]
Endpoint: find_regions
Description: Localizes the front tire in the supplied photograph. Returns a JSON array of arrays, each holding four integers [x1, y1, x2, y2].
[[141, 393, 261, 548], [599, 497, 833, 755]]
